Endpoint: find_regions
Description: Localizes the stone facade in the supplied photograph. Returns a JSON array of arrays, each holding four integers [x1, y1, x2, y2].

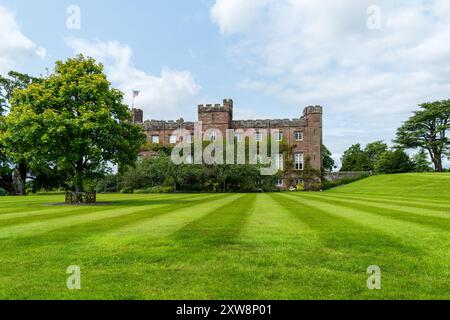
[[131, 99, 323, 188]]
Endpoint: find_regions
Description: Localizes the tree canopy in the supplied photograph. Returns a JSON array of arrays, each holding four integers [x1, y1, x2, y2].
[[0, 71, 42, 195], [0, 55, 146, 192], [364, 141, 388, 169], [375, 149, 414, 174], [395, 100, 450, 172], [340, 143, 372, 172], [411, 149, 433, 173], [321, 144, 335, 172]]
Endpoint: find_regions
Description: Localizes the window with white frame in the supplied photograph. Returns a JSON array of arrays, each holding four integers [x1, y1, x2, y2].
[[277, 179, 284, 187], [186, 135, 193, 144], [169, 135, 177, 144], [276, 132, 283, 141], [255, 133, 263, 142], [295, 153, 304, 171], [295, 131, 303, 141], [235, 133, 243, 142], [152, 135, 160, 144]]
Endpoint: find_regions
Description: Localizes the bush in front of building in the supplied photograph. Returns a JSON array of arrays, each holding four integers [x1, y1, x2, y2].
[[115, 155, 280, 193]]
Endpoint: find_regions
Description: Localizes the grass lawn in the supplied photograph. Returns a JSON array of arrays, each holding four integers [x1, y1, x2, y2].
[[0, 173, 449, 300]]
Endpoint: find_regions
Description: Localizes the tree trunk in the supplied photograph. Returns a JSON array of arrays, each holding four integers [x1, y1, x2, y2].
[[74, 160, 84, 192], [74, 173, 83, 193], [427, 148, 443, 173], [18, 163, 27, 195], [434, 157, 443, 172]]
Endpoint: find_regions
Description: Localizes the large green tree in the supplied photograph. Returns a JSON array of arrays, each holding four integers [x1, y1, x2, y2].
[[395, 100, 450, 172], [411, 149, 432, 173], [0, 71, 41, 195], [1, 55, 146, 192], [340, 143, 372, 172], [375, 149, 413, 174], [364, 141, 388, 170]]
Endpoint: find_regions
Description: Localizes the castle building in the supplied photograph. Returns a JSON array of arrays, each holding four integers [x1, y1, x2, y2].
[[131, 99, 323, 188]]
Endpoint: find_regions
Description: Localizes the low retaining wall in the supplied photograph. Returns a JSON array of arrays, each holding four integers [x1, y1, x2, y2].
[[324, 171, 371, 182]]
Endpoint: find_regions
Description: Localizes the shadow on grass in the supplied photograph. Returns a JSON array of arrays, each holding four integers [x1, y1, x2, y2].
[[47, 195, 201, 208]]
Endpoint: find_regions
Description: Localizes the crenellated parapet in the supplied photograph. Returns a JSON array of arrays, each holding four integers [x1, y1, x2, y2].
[[198, 99, 233, 116], [232, 118, 307, 129], [143, 119, 195, 131], [303, 105, 323, 116]]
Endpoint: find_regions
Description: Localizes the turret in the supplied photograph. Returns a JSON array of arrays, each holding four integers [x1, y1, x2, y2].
[[130, 108, 144, 124], [197, 98, 234, 132]]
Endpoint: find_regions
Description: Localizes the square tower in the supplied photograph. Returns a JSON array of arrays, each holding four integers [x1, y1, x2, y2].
[[197, 99, 233, 133]]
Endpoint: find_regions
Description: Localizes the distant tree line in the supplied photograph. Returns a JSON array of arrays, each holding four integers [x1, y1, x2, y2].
[[340, 100, 450, 174], [340, 141, 434, 174]]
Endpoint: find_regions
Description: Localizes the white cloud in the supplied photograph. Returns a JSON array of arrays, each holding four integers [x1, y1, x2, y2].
[[66, 38, 201, 120], [210, 0, 272, 34], [210, 0, 450, 163], [0, 6, 46, 74]]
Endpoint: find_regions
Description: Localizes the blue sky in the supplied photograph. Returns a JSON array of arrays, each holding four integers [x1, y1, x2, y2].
[[1, 0, 450, 167]]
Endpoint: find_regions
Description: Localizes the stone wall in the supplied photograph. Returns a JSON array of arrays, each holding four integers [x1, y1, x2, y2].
[[324, 171, 371, 182]]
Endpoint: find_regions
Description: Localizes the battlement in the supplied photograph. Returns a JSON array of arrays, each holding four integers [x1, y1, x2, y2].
[[232, 118, 306, 129], [198, 99, 233, 113], [303, 105, 323, 116], [143, 119, 195, 131], [137, 100, 322, 132]]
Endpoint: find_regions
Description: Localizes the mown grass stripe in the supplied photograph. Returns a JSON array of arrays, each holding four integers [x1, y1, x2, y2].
[[91, 194, 242, 245], [270, 193, 420, 255], [304, 193, 450, 231], [282, 193, 446, 251], [172, 194, 255, 246], [0, 194, 209, 240], [320, 192, 450, 214], [241, 193, 317, 244], [0, 193, 191, 223]]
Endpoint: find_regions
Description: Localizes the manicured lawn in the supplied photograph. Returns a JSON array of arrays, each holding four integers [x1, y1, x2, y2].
[[0, 173, 449, 299]]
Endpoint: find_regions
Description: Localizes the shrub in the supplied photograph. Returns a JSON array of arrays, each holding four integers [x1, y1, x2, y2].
[[120, 187, 134, 194], [134, 186, 174, 194], [163, 177, 176, 189], [95, 175, 118, 193], [36, 189, 66, 196], [119, 156, 278, 193]]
